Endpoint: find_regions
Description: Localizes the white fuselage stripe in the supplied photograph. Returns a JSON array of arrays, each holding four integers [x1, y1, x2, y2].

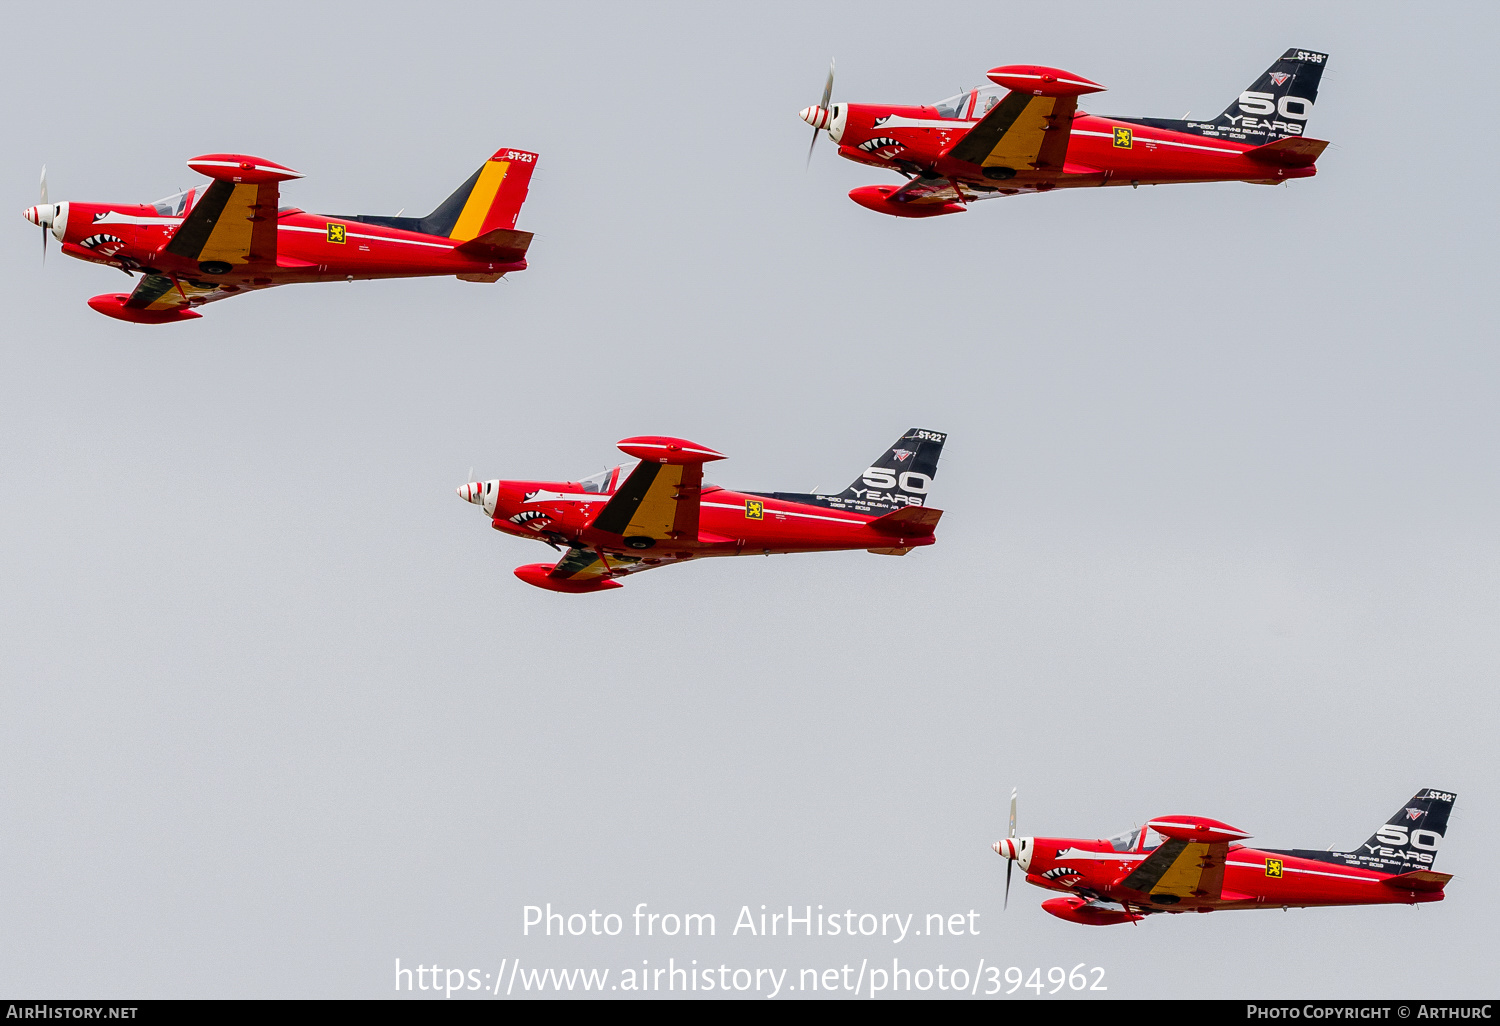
[[701, 501, 867, 526], [276, 224, 454, 249], [1071, 128, 1244, 155], [998, 73, 1097, 89], [525, 491, 609, 504], [626, 443, 721, 457], [190, 160, 303, 178], [92, 212, 183, 226], [1225, 860, 1378, 883], [1054, 849, 1148, 862]]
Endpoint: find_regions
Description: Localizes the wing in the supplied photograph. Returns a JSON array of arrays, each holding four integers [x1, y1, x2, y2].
[[546, 545, 690, 584], [1118, 838, 1228, 901], [164, 179, 279, 267], [884, 176, 1009, 208], [945, 91, 1077, 172], [121, 273, 246, 315], [589, 461, 703, 541]]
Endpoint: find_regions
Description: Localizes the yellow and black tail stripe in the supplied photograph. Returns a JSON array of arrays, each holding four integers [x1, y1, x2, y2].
[[448, 159, 512, 241]]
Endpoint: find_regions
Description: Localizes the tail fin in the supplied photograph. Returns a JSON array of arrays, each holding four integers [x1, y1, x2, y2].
[[754, 428, 947, 514], [344, 147, 537, 239], [835, 428, 946, 510], [426, 148, 537, 240], [1207, 48, 1327, 141], [1352, 788, 1457, 873]]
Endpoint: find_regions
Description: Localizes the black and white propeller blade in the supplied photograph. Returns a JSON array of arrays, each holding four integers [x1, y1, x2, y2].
[[39, 165, 49, 262], [804, 59, 835, 168], [1004, 788, 1018, 910]]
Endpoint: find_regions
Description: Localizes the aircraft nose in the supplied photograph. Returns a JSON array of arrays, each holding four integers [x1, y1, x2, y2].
[[799, 105, 830, 130], [993, 839, 1015, 859], [457, 482, 483, 504], [23, 204, 53, 227]]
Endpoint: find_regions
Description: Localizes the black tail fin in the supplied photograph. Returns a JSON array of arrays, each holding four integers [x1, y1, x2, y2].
[[1205, 48, 1327, 142], [1350, 788, 1457, 873], [756, 428, 946, 514], [835, 428, 946, 509]]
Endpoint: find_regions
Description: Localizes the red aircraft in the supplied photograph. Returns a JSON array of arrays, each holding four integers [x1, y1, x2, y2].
[[22, 147, 537, 323], [457, 429, 946, 592], [992, 788, 1457, 926], [799, 49, 1329, 217]]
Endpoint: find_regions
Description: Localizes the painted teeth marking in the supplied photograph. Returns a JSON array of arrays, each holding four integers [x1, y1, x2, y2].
[[80, 233, 126, 252], [857, 136, 901, 154]]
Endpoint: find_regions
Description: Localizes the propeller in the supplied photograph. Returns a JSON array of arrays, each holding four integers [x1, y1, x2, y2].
[[803, 59, 835, 167], [38, 166, 49, 262], [1004, 788, 1018, 909]]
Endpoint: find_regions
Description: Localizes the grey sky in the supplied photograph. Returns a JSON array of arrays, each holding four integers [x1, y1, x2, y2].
[[1, 0, 1495, 999]]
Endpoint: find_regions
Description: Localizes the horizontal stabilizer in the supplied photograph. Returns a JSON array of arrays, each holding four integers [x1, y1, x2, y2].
[[1245, 136, 1328, 167], [1381, 870, 1452, 893], [870, 505, 942, 535], [456, 227, 534, 262]]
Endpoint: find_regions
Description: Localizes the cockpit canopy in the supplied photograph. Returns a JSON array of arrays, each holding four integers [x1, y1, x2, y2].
[[574, 462, 646, 494], [1105, 826, 1164, 853], [148, 189, 197, 216], [572, 461, 719, 495], [930, 85, 1009, 120], [576, 466, 621, 493]]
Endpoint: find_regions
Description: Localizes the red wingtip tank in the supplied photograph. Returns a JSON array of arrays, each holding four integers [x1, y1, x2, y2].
[[615, 436, 727, 464], [185, 153, 304, 184], [512, 564, 623, 593], [1041, 896, 1144, 927], [848, 186, 966, 218], [985, 64, 1104, 97], [87, 293, 202, 324], [1145, 816, 1252, 843]]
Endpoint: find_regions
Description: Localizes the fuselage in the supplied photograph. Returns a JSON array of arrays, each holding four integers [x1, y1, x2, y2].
[[825, 93, 1316, 191], [1010, 834, 1444, 913], [467, 468, 937, 558], [33, 192, 523, 292]]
